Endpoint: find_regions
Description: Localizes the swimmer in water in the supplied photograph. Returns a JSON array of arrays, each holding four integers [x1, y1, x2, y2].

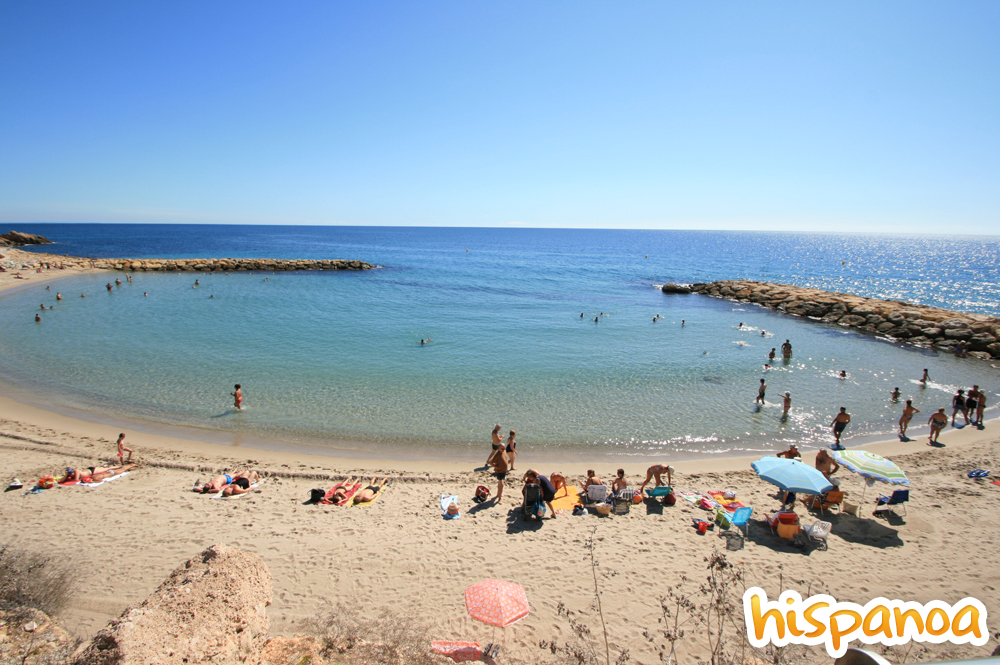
[[195, 279, 200, 286], [768, 348, 776, 361], [782, 392, 791, 418], [231, 384, 243, 411], [115, 278, 121, 286], [40, 304, 45, 310], [761, 330, 766, 336], [682, 320, 685, 326], [580, 313, 584, 318], [738, 322, 743, 328], [594, 317, 599, 322], [35, 313, 41, 322], [920, 369, 929, 385], [143, 292, 148, 297], [891, 387, 900, 401], [106, 283, 112, 292], [80, 294, 86, 298], [839, 370, 847, 379], [56, 293, 62, 300]]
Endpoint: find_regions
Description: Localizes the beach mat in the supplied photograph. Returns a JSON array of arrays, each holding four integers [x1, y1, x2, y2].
[[708, 491, 747, 511], [80, 472, 130, 488], [551, 486, 581, 511]]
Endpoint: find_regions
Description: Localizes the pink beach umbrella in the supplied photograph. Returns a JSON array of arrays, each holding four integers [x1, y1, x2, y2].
[[464, 579, 530, 627]]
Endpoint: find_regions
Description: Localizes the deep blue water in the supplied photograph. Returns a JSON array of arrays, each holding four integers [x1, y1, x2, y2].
[[2, 224, 997, 460]]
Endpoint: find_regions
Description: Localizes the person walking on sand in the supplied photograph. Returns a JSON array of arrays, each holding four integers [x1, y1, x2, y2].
[[831, 407, 851, 449], [638, 464, 673, 493], [116, 433, 134, 463], [951, 389, 968, 427], [231, 384, 243, 410], [756, 378, 767, 404], [898, 401, 920, 439], [490, 446, 509, 503], [781, 339, 792, 359], [928, 408, 948, 444], [782, 392, 791, 418], [486, 425, 505, 467]]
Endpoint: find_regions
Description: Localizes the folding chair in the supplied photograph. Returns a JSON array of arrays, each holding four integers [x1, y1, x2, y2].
[[874, 489, 909, 517], [729, 506, 752, 537], [803, 521, 832, 550], [586, 484, 609, 503]]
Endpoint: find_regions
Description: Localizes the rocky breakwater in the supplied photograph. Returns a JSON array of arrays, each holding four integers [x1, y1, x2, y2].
[[0, 230, 53, 246], [99, 257, 376, 272], [661, 280, 1000, 360]]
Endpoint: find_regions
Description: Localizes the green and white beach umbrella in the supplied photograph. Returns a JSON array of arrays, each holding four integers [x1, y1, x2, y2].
[[832, 450, 909, 485]]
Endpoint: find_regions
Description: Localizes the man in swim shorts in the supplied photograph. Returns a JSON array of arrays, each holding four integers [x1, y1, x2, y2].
[[638, 464, 673, 493], [781, 339, 792, 359], [491, 446, 510, 502], [815, 449, 839, 480], [965, 386, 980, 426], [353, 477, 388, 504], [486, 425, 505, 467], [830, 407, 850, 449], [898, 400, 919, 438], [756, 378, 766, 404], [928, 408, 948, 444]]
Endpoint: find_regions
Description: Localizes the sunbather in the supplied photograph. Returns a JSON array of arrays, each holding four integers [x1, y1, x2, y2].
[[353, 477, 388, 504], [197, 470, 258, 494], [326, 476, 357, 504], [612, 468, 627, 492], [69, 464, 136, 483], [580, 469, 604, 490], [222, 476, 258, 496]]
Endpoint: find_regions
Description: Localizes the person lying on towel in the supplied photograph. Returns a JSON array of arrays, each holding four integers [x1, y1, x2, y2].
[[65, 464, 137, 483], [353, 477, 389, 504]]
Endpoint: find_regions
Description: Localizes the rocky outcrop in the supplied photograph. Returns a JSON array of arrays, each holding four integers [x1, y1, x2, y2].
[[74, 544, 272, 665], [258, 635, 327, 665], [667, 279, 1000, 360], [0, 607, 80, 662], [660, 282, 692, 294], [0, 230, 53, 246]]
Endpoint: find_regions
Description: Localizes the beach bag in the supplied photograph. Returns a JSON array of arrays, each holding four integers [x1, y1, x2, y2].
[[664, 491, 677, 506], [310, 488, 326, 503], [38, 475, 56, 489], [473, 485, 490, 503]]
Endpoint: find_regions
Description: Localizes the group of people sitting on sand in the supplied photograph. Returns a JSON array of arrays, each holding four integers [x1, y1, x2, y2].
[[195, 470, 260, 496]]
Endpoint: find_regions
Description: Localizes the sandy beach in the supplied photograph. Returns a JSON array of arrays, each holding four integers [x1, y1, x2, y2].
[[1, 250, 998, 662], [1, 385, 998, 663]]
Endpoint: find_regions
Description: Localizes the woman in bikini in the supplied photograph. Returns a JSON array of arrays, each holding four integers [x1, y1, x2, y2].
[[66, 464, 137, 483], [231, 384, 243, 410]]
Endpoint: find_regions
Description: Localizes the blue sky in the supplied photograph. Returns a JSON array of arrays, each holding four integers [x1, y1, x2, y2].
[[1, 2, 998, 232]]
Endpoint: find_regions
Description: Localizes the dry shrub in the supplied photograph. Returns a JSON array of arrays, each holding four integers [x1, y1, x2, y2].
[[302, 603, 441, 665], [0, 542, 80, 616]]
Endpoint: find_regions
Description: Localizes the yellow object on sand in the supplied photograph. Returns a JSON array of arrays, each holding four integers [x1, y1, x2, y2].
[[550, 486, 581, 511], [353, 484, 388, 508]]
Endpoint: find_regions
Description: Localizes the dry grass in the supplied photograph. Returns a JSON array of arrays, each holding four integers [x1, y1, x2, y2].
[[0, 542, 79, 617], [302, 604, 443, 665]]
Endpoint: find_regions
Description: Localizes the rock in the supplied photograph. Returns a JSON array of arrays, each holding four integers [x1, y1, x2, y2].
[[822, 313, 843, 323], [74, 544, 272, 665], [987, 342, 1000, 358], [941, 318, 970, 330], [943, 328, 972, 340], [258, 635, 327, 665], [877, 322, 897, 333], [838, 315, 867, 327], [968, 332, 997, 351], [921, 328, 942, 338], [887, 312, 907, 324], [661, 283, 692, 294], [0, 231, 53, 246], [23, 620, 38, 632], [866, 314, 886, 325]]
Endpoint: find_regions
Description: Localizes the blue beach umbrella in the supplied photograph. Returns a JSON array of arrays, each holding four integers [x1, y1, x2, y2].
[[751, 457, 834, 495]]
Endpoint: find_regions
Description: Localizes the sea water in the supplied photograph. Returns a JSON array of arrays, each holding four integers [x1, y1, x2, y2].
[[2, 225, 998, 460]]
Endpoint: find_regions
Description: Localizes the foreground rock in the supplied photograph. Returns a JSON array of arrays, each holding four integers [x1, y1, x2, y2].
[[0, 230, 52, 246], [74, 544, 272, 665], [0, 607, 79, 663], [663, 279, 1000, 360]]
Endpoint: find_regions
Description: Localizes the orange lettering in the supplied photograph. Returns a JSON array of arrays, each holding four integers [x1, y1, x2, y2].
[[804, 602, 829, 638], [926, 608, 949, 636], [951, 605, 982, 639], [829, 609, 862, 651], [750, 595, 785, 640], [894, 607, 924, 635], [863, 606, 893, 639]]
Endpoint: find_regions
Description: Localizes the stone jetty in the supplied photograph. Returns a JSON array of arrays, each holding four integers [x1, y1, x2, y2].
[[661, 280, 1000, 360], [3, 248, 377, 272]]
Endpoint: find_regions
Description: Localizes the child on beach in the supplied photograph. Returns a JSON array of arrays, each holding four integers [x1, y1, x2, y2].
[[116, 433, 133, 463]]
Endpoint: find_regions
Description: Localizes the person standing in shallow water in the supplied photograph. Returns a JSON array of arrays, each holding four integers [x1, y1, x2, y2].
[[831, 407, 850, 449], [781, 339, 792, 359], [231, 384, 243, 411], [899, 400, 919, 439], [756, 378, 766, 404]]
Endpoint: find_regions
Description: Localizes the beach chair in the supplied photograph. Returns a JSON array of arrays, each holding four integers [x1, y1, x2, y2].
[[874, 489, 909, 517], [586, 484, 609, 503], [766, 511, 800, 538], [730, 506, 752, 537], [523, 483, 544, 520], [805, 490, 845, 515], [613, 488, 632, 515], [803, 521, 832, 550]]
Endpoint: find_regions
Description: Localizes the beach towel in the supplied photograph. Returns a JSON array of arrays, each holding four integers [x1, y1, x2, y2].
[[708, 491, 748, 512], [430, 641, 482, 663], [318, 481, 361, 505], [551, 486, 581, 511], [353, 482, 388, 507], [80, 472, 130, 488], [441, 494, 460, 519], [210, 478, 266, 499], [679, 490, 702, 507]]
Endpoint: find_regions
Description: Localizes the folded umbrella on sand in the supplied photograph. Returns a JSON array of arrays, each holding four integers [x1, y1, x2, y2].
[[751, 457, 833, 496]]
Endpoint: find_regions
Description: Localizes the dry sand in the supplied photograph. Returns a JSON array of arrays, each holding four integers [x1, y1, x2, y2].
[[1, 251, 998, 662]]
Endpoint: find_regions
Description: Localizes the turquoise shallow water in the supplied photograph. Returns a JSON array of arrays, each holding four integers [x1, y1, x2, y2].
[[3, 226, 998, 460]]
